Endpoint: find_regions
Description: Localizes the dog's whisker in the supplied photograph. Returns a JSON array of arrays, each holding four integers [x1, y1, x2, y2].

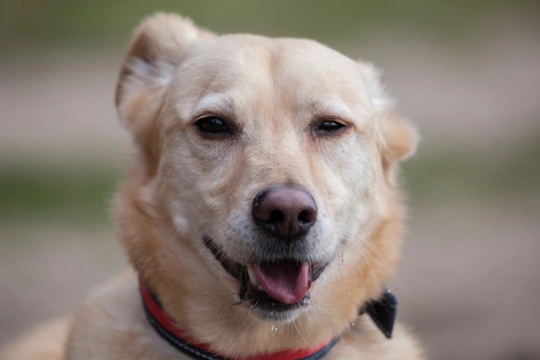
[[356, 231, 413, 299], [291, 319, 310, 348], [137, 236, 175, 272]]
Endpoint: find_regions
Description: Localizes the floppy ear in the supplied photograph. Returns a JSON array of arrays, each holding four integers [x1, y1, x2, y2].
[[115, 13, 215, 163], [359, 62, 419, 163]]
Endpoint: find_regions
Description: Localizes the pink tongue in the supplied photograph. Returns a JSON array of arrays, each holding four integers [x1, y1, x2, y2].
[[252, 262, 309, 304]]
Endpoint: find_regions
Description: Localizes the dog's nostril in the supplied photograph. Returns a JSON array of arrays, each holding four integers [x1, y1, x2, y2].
[[298, 209, 316, 224], [252, 186, 318, 243], [268, 210, 284, 224]]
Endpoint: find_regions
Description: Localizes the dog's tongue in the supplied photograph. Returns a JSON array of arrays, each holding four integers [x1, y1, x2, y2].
[[252, 261, 309, 304]]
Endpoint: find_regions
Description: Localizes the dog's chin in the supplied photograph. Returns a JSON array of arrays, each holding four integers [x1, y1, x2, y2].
[[203, 236, 329, 322], [247, 298, 309, 322]]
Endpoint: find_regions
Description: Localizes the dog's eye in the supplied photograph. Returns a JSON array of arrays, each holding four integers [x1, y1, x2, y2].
[[196, 117, 232, 136], [316, 120, 346, 133]]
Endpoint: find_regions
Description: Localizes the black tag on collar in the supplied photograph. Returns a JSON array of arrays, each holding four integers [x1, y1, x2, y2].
[[358, 288, 397, 339]]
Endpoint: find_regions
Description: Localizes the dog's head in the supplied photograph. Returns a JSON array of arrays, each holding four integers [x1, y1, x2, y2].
[[114, 13, 417, 355]]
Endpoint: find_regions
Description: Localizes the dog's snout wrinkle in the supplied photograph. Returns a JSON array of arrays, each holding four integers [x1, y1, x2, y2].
[[252, 186, 317, 243]]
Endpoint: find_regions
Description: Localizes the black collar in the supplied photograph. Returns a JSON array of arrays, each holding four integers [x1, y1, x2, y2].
[[358, 288, 398, 339]]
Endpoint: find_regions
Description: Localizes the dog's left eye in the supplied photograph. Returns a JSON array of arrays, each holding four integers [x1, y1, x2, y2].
[[316, 120, 346, 133], [195, 117, 232, 136]]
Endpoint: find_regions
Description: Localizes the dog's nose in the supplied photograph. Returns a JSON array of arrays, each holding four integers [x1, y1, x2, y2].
[[252, 186, 317, 243]]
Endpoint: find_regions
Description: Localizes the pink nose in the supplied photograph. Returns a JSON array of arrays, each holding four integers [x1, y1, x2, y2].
[[252, 186, 317, 243]]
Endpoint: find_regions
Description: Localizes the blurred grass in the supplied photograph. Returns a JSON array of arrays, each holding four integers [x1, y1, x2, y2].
[[404, 141, 540, 206], [2, 0, 540, 54], [1, 142, 539, 230], [0, 162, 121, 230]]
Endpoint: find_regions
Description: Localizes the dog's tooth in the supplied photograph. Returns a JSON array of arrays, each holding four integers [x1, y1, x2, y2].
[[247, 266, 259, 287]]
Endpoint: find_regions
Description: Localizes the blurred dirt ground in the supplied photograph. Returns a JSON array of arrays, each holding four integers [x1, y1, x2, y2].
[[1, 14, 540, 360]]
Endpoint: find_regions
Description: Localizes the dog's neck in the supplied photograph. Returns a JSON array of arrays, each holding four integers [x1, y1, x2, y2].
[[139, 282, 397, 360], [140, 283, 340, 360]]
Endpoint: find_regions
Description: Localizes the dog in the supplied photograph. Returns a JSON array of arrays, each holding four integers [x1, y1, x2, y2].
[[0, 13, 423, 360]]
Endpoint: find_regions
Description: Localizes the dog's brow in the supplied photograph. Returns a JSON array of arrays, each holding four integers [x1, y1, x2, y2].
[[191, 95, 234, 119], [311, 98, 352, 119]]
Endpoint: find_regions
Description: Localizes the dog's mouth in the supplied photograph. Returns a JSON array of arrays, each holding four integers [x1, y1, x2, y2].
[[203, 236, 327, 316]]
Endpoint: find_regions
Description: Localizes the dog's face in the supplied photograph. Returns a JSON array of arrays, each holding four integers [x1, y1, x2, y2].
[[159, 37, 385, 321], [115, 13, 417, 330]]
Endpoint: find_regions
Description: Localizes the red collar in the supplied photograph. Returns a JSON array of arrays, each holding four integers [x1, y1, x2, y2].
[[140, 284, 339, 360]]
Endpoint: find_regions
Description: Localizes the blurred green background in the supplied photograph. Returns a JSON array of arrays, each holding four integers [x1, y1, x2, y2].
[[1, 2, 539, 359]]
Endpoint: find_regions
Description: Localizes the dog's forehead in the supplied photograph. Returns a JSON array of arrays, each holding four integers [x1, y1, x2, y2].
[[170, 35, 372, 121], [189, 34, 359, 74]]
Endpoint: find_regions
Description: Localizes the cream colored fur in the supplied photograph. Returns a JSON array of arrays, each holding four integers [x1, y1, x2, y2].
[[0, 13, 423, 360]]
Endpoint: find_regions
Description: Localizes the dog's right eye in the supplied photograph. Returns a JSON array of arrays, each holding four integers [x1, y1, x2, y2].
[[195, 117, 233, 136], [312, 119, 348, 136]]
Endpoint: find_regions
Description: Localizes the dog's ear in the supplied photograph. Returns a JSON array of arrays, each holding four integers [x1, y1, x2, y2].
[[359, 62, 419, 163], [115, 13, 215, 164]]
